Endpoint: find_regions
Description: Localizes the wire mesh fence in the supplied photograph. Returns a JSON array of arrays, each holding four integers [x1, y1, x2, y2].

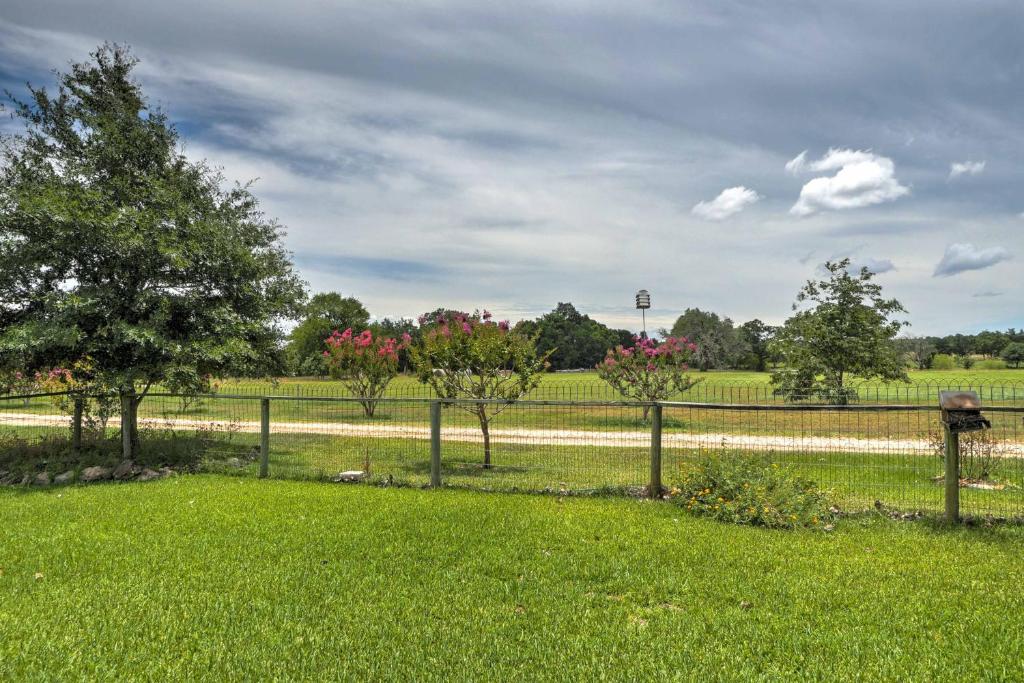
[[182, 376, 1024, 406], [1, 388, 1021, 520]]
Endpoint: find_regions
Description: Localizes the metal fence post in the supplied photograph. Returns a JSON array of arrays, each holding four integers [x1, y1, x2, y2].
[[430, 400, 442, 487], [944, 425, 960, 523], [650, 403, 663, 498], [72, 397, 84, 457], [259, 398, 271, 479]]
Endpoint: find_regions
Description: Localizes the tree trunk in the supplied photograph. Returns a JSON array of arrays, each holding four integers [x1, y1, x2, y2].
[[478, 407, 492, 468], [120, 389, 141, 460], [642, 404, 651, 421]]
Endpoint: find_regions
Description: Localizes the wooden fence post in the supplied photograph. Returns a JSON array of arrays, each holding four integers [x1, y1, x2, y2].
[[72, 397, 84, 458], [430, 400, 442, 488], [944, 425, 960, 523], [120, 393, 134, 461], [650, 403, 663, 498], [259, 398, 271, 479]]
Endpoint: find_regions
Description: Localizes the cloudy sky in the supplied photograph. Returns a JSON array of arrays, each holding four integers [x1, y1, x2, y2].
[[1, 1, 1021, 335]]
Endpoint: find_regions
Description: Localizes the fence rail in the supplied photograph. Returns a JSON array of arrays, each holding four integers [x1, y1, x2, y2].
[[2, 389, 1022, 521]]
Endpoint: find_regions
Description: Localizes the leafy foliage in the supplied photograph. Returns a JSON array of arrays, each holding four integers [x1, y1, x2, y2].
[[596, 336, 698, 417], [737, 319, 777, 371], [671, 453, 834, 529], [324, 328, 409, 416], [1000, 342, 1024, 368], [0, 44, 305, 446], [411, 310, 550, 466], [516, 303, 633, 371], [771, 259, 908, 404], [287, 293, 370, 376], [669, 308, 747, 370]]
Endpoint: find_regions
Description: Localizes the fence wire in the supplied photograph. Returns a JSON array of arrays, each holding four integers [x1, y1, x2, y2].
[[1, 388, 1022, 519]]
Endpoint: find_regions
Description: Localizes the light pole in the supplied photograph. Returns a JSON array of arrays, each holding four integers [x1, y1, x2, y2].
[[635, 289, 651, 339]]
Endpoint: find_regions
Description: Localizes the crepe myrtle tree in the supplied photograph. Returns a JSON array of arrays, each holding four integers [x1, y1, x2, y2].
[[0, 45, 305, 457], [597, 335, 699, 419], [411, 310, 551, 468], [324, 328, 411, 417]]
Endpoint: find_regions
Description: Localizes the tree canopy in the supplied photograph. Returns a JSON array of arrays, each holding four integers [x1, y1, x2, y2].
[[516, 302, 633, 371], [771, 260, 908, 403], [286, 292, 370, 375], [0, 44, 305, 448], [668, 308, 746, 370]]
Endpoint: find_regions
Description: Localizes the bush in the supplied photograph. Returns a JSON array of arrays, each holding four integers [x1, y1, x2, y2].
[[974, 359, 1008, 370], [670, 453, 833, 529], [930, 353, 956, 370], [928, 430, 1006, 483]]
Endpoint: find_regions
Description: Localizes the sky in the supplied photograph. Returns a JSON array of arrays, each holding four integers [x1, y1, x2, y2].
[[0, 1, 1021, 335]]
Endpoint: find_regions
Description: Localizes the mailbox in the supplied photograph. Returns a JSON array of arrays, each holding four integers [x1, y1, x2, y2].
[[938, 391, 991, 434]]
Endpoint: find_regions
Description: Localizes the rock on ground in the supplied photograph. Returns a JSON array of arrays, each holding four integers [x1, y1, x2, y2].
[[80, 466, 113, 482], [53, 471, 76, 485], [136, 468, 162, 482], [33, 471, 52, 486], [112, 460, 135, 480], [332, 470, 367, 483]]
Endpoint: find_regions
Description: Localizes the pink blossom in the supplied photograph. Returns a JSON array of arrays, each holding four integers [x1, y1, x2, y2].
[[482, 309, 492, 321], [498, 320, 510, 332], [401, 332, 412, 346], [462, 322, 472, 334]]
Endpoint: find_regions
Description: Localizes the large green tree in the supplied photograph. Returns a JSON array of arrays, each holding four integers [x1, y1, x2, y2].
[[286, 292, 370, 375], [0, 45, 305, 455], [668, 308, 746, 370], [736, 319, 776, 371], [517, 302, 633, 371], [770, 260, 908, 404]]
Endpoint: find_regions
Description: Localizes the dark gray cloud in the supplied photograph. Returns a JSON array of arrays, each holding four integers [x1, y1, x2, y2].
[[1, 2, 1022, 333]]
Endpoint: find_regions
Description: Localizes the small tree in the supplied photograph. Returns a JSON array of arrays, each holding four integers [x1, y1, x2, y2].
[[1001, 342, 1024, 368], [597, 336, 699, 418], [324, 328, 410, 417], [411, 311, 549, 468], [771, 259, 908, 404]]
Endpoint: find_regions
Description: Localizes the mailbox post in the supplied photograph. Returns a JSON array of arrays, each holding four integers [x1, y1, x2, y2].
[[938, 391, 991, 524]]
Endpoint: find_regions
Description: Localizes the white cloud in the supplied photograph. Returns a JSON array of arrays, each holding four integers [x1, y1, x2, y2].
[[784, 150, 808, 175], [948, 160, 985, 180], [788, 148, 909, 217], [933, 243, 1011, 277], [849, 257, 896, 274], [691, 186, 761, 220]]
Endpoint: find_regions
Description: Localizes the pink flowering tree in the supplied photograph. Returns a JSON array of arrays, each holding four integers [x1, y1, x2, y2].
[[597, 336, 699, 419], [324, 328, 411, 417], [411, 310, 550, 468]]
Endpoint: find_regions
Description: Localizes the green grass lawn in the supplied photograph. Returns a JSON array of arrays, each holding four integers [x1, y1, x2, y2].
[[1, 476, 1023, 680]]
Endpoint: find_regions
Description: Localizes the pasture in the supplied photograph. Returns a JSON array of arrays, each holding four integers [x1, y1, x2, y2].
[[1, 477, 1022, 680]]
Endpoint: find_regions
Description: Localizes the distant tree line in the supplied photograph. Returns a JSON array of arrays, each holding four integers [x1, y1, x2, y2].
[[894, 331, 1024, 370]]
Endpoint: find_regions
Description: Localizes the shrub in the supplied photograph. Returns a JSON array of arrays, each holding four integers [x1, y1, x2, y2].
[[670, 453, 833, 529], [324, 328, 410, 417], [929, 353, 956, 370], [928, 430, 1005, 483], [596, 336, 698, 418], [974, 359, 1007, 370]]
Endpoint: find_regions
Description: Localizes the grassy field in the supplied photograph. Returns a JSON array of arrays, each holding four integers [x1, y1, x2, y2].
[[1, 476, 1022, 680], [210, 367, 1024, 399]]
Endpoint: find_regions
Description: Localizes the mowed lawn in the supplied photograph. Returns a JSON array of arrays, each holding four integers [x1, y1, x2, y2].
[[2, 477, 1023, 680]]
